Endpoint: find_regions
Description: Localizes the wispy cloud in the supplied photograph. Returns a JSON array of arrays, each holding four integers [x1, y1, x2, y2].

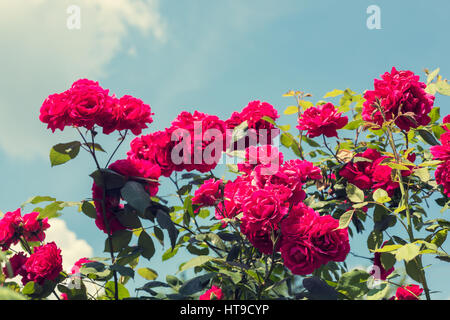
[[0, 0, 166, 159]]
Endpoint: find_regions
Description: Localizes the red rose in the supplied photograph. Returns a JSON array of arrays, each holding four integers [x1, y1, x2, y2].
[[170, 111, 226, 173], [128, 129, 176, 177], [23, 242, 63, 284], [434, 160, 450, 197], [362, 67, 435, 132], [309, 215, 350, 263], [237, 145, 284, 176], [192, 179, 223, 207], [296, 102, 348, 138], [39, 91, 72, 132], [67, 79, 115, 130], [0, 209, 23, 250], [199, 286, 223, 300], [101, 95, 154, 135], [109, 158, 161, 196], [280, 241, 322, 276], [22, 212, 50, 242], [215, 176, 254, 221], [2, 252, 28, 279], [92, 182, 126, 235], [339, 148, 398, 196], [393, 284, 423, 300], [71, 257, 94, 274]]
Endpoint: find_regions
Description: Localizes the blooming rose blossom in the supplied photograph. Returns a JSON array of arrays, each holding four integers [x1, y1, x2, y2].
[[237, 145, 284, 176], [225, 101, 280, 149], [128, 129, 176, 177], [339, 148, 399, 196], [192, 179, 223, 207], [22, 212, 50, 242], [2, 252, 28, 279], [362, 67, 435, 132], [23, 242, 63, 284], [170, 111, 227, 173], [215, 176, 255, 221], [100, 95, 154, 135], [91, 183, 126, 235], [392, 284, 423, 300], [0, 209, 23, 250], [296, 102, 348, 138], [109, 158, 161, 196], [199, 286, 223, 300]]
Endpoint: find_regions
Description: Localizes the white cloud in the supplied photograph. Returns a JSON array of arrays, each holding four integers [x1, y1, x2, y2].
[[45, 218, 93, 272], [0, 0, 166, 159]]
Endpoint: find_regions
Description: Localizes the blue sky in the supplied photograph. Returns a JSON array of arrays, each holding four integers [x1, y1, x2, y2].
[[0, 0, 449, 299]]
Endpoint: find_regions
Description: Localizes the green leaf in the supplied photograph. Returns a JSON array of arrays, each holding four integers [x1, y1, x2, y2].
[[395, 243, 420, 262], [156, 210, 179, 250], [81, 201, 97, 219], [343, 120, 363, 130], [323, 89, 344, 98], [373, 244, 402, 253], [104, 281, 130, 300], [22, 281, 38, 296], [431, 229, 448, 248], [413, 167, 430, 183], [346, 184, 365, 203], [367, 231, 384, 251], [162, 246, 180, 261], [104, 230, 132, 253], [90, 169, 126, 190], [0, 287, 26, 300], [179, 256, 215, 273], [417, 129, 440, 146], [404, 260, 422, 283], [280, 133, 294, 147], [427, 68, 440, 84], [373, 188, 391, 204], [303, 276, 338, 300], [83, 142, 106, 152], [338, 210, 354, 229], [115, 205, 142, 229], [429, 107, 440, 123], [49, 141, 81, 167], [21, 196, 56, 208], [110, 265, 135, 279], [380, 252, 396, 272], [178, 273, 214, 296], [137, 267, 158, 280], [436, 79, 450, 96], [336, 269, 370, 299], [120, 181, 151, 215], [284, 105, 299, 115], [138, 231, 155, 260]]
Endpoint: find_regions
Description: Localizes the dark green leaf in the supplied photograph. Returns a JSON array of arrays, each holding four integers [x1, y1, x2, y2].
[[138, 231, 155, 260], [50, 141, 81, 167]]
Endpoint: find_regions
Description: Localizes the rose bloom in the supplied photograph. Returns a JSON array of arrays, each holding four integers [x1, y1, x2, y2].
[[392, 284, 423, 300], [225, 100, 280, 149], [237, 145, 284, 176], [199, 286, 223, 300], [434, 160, 450, 197], [66, 79, 115, 130], [270, 159, 322, 205], [39, 91, 72, 132], [170, 110, 227, 173], [296, 102, 348, 138], [109, 158, 161, 197], [192, 179, 223, 207], [215, 176, 255, 220], [2, 252, 28, 279], [128, 129, 176, 177], [309, 214, 350, 263], [339, 148, 399, 196], [22, 212, 50, 242], [100, 95, 154, 135], [431, 131, 450, 196], [91, 183, 127, 235], [362, 67, 435, 132], [0, 208, 23, 250], [23, 242, 63, 284]]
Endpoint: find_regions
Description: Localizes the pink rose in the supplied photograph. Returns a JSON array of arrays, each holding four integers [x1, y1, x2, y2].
[[296, 102, 348, 138], [362, 67, 435, 132], [71, 257, 94, 274], [39, 91, 72, 132], [23, 242, 63, 284], [0, 209, 23, 250]]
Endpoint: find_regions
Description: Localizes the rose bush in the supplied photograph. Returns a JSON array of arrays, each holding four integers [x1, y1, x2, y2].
[[1, 67, 449, 301]]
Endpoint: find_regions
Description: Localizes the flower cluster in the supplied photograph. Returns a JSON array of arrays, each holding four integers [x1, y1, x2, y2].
[[211, 145, 350, 275], [0, 208, 50, 250], [362, 67, 435, 131], [296, 102, 348, 138], [40, 79, 153, 135]]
